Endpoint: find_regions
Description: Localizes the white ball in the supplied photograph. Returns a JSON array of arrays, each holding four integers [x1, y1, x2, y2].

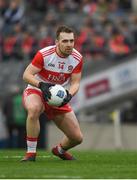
[[47, 84, 67, 107]]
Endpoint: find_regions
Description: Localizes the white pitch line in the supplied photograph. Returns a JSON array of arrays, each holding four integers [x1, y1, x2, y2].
[[0, 174, 82, 179], [0, 155, 52, 159], [39, 175, 82, 179]]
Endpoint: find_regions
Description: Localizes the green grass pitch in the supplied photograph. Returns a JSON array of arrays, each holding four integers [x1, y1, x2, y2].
[[0, 149, 136, 179]]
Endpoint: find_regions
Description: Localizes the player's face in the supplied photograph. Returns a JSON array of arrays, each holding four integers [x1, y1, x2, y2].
[[56, 32, 74, 57]]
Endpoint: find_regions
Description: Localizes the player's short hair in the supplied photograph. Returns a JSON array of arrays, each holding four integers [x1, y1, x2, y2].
[[56, 25, 74, 40]]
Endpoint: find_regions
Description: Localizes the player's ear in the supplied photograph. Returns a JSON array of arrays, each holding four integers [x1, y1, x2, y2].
[[55, 39, 58, 45]]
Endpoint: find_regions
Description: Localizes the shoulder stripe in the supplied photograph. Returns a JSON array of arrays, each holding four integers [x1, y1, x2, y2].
[[42, 49, 55, 57], [43, 49, 55, 55], [72, 52, 82, 59], [40, 46, 55, 53], [43, 51, 55, 57], [72, 53, 82, 62], [71, 55, 81, 62], [72, 49, 82, 57], [42, 47, 55, 55]]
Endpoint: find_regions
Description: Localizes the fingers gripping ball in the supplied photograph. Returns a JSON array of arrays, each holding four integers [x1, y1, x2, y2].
[[47, 85, 67, 107]]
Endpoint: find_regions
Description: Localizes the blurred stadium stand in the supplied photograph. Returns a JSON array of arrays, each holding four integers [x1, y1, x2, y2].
[[0, 0, 137, 149], [0, 0, 136, 92]]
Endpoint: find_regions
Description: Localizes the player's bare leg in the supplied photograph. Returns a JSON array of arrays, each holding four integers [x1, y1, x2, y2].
[[21, 94, 44, 162], [26, 94, 44, 137], [52, 111, 83, 160]]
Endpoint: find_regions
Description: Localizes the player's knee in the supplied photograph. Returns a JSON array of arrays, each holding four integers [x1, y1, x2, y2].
[[73, 132, 83, 145], [77, 133, 83, 144], [27, 104, 42, 119]]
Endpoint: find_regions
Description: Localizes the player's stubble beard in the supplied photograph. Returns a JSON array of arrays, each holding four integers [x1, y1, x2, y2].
[[58, 45, 72, 57]]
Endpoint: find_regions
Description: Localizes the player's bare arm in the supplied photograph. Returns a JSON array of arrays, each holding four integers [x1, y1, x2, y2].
[[69, 72, 82, 96], [23, 64, 41, 87]]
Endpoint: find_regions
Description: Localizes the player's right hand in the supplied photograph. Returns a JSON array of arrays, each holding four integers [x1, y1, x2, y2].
[[59, 90, 72, 107], [39, 82, 55, 101]]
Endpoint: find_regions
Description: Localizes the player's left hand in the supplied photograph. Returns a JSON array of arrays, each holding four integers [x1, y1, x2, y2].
[[59, 90, 72, 107]]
